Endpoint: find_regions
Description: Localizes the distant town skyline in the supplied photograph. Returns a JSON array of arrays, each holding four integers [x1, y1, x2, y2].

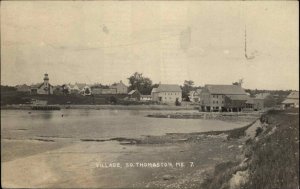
[[1, 1, 299, 90]]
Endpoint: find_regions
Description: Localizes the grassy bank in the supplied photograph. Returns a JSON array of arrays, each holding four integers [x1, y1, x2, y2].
[[201, 108, 299, 189]]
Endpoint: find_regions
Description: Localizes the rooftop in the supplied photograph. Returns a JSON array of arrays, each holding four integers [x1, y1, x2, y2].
[[286, 91, 299, 99], [282, 98, 299, 104], [128, 90, 139, 95], [157, 84, 182, 92], [205, 84, 247, 95]]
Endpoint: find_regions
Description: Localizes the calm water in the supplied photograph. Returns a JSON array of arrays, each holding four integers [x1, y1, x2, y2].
[[1, 109, 247, 140]]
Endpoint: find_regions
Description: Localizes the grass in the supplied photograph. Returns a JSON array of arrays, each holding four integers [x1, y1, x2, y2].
[[201, 108, 299, 189], [244, 109, 299, 189]]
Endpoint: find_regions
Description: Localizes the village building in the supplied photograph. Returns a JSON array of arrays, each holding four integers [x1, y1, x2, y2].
[[254, 93, 271, 110], [110, 81, 128, 94], [91, 87, 117, 95], [189, 89, 201, 103], [151, 88, 159, 101], [30, 73, 53, 95], [200, 84, 249, 112], [128, 90, 141, 101], [15, 84, 31, 93], [65, 83, 91, 96], [140, 95, 152, 101], [68, 84, 80, 94], [53, 85, 64, 95], [282, 91, 299, 109], [245, 98, 255, 110], [151, 84, 182, 104]]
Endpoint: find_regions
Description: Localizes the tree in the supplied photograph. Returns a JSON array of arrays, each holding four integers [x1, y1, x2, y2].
[[91, 83, 109, 89], [128, 72, 153, 95], [109, 96, 118, 104], [152, 83, 159, 89], [61, 84, 70, 95], [84, 87, 91, 95], [232, 79, 243, 86], [181, 80, 194, 101]]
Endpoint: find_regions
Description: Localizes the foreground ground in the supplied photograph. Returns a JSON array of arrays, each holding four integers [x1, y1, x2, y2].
[[1, 108, 298, 188]]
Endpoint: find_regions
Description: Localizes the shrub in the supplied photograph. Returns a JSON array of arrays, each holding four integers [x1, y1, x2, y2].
[[109, 96, 118, 104], [255, 127, 263, 137], [175, 98, 181, 106]]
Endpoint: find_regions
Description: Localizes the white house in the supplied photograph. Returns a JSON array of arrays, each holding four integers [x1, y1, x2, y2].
[[189, 89, 201, 102], [140, 95, 152, 101], [69, 84, 80, 94], [151, 84, 182, 104]]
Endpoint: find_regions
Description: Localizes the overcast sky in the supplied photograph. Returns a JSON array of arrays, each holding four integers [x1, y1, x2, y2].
[[1, 1, 299, 90]]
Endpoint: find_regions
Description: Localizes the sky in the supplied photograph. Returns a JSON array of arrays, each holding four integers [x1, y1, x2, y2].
[[1, 1, 299, 90]]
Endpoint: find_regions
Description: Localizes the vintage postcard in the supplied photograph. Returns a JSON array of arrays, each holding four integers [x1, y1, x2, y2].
[[1, 1, 299, 188]]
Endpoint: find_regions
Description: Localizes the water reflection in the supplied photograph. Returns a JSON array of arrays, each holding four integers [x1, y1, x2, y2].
[[1, 109, 248, 140], [79, 109, 91, 116], [36, 111, 54, 120]]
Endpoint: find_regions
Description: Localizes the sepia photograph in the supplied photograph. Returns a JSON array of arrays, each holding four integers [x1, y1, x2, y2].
[[1, 1, 299, 188]]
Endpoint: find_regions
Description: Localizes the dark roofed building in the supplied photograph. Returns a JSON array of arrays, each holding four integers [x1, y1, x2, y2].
[[128, 90, 141, 101], [200, 84, 249, 112], [110, 80, 128, 94], [16, 84, 31, 93], [247, 93, 273, 111], [205, 84, 247, 95]]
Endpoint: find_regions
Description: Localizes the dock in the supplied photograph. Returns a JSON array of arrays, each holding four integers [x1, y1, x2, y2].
[[31, 105, 61, 110]]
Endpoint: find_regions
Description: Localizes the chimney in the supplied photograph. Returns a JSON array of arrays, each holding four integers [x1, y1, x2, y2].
[[238, 79, 243, 87]]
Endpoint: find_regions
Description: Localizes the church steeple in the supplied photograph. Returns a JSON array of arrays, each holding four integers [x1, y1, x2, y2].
[[44, 73, 49, 86]]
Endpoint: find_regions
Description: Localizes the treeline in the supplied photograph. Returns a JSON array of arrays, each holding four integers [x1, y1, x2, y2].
[[0, 72, 295, 105]]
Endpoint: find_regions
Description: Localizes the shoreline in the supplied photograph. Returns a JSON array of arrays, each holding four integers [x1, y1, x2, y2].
[[2, 118, 257, 188], [1, 104, 197, 111], [1, 104, 266, 114]]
